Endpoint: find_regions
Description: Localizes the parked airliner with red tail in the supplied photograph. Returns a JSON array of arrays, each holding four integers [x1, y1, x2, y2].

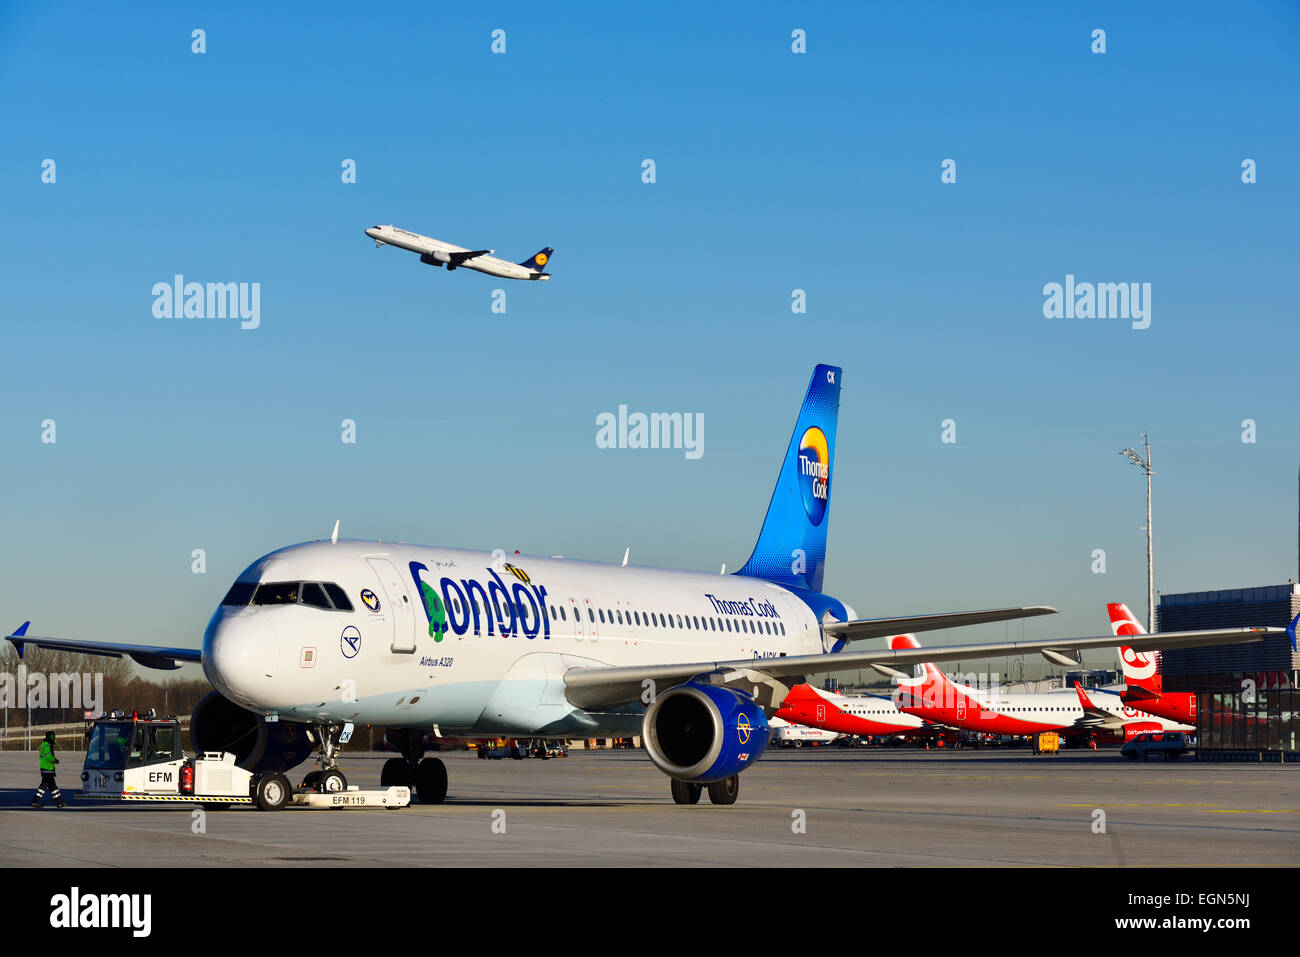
[[891, 635, 1193, 743], [6, 366, 1285, 806], [1108, 602, 1198, 725], [774, 682, 926, 738]]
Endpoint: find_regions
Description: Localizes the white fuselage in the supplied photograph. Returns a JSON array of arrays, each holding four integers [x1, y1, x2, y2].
[[896, 676, 1192, 736], [365, 225, 548, 280], [203, 541, 836, 737]]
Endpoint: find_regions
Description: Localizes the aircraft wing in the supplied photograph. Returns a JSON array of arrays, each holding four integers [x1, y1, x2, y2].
[[562, 625, 1284, 711], [823, 605, 1057, 641], [5, 622, 200, 671], [447, 249, 492, 266]]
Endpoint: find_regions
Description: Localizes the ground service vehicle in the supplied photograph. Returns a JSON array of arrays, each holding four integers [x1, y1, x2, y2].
[[1031, 731, 1061, 754], [81, 714, 408, 810], [1121, 731, 1188, 761]]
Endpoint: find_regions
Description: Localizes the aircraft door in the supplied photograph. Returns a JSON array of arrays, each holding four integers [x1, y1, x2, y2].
[[367, 557, 418, 654]]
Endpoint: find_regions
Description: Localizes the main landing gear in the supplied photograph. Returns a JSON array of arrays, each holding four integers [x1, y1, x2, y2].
[[670, 775, 739, 806], [300, 723, 350, 794], [381, 728, 448, 805]]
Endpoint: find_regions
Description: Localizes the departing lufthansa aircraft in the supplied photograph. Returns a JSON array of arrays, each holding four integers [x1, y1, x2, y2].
[[6, 365, 1287, 807], [365, 224, 552, 281]]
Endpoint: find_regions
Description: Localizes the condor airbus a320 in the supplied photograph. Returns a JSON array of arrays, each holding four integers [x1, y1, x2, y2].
[[365, 224, 552, 281], [6, 366, 1286, 806]]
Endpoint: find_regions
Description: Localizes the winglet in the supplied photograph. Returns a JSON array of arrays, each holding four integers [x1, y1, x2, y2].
[[10, 620, 30, 658], [1289, 612, 1298, 653], [1073, 680, 1097, 710]]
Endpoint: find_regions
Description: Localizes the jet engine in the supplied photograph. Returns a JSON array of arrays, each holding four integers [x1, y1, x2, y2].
[[642, 681, 768, 783], [190, 691, 312, 774], [419, 252, 449, 267]]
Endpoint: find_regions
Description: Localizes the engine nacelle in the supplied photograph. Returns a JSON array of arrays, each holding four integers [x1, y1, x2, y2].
[[419, 251, 449, 267], [642, 681, 768, 783], [190, 691, 312, 775], [1121, 721, 1165, 742]]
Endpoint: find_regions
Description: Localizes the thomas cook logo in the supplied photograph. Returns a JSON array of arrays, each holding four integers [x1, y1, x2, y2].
[[534, 252, 548, 267], [360, 589, 381, 612], [797, 426, 830, 526], [737, 714, 752, 745], [340, 626, 362, 659]]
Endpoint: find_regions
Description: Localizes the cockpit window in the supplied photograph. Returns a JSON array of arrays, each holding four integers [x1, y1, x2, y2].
[[221, 582, 257, 606], [242, 581, 354, 611], [324, 583, 353, 611], [253, 582, 299, 605], [300, 582, 331, 609]]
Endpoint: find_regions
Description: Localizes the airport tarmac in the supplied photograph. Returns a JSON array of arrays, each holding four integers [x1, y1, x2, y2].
[[0, 749, 1296, 867]]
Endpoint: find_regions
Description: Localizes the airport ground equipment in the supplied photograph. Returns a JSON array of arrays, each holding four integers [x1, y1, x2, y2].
[[292, 786, 411, 808], [1121, 731, 1188, 761], [1030, 731, 1061, 754], [79, 714, 409, 810]]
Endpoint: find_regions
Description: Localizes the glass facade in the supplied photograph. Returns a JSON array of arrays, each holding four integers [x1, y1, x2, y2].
[[1173, 672, 1299, 754]]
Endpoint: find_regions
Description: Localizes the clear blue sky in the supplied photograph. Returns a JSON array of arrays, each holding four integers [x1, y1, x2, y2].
[[2, 2, 1297, 679]]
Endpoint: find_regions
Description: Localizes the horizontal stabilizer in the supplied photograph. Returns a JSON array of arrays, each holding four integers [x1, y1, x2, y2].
[[823, 605, 1058, 642], [1121, 685, 1161, 701]]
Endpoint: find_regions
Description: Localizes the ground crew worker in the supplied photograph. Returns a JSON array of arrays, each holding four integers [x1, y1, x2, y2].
[[32, 731, 67, 809]]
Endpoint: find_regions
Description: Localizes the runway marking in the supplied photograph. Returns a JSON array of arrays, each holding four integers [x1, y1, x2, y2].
[[1061, 802, 1218, 808], [1206, 808, 1300, 814]]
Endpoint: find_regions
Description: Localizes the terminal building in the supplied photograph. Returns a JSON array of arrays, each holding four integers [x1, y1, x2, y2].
[[1158, 583, 1300, 760]]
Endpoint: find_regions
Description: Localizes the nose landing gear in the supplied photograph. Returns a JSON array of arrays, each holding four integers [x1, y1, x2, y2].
[[300, 722, 351, 793]]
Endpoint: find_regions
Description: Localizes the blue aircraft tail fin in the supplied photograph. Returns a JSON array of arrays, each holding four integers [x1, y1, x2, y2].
[[735, 364, 842, 593]]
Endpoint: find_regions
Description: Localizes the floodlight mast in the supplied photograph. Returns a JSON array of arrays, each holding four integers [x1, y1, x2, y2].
[[1119, 435, 1155, 632]]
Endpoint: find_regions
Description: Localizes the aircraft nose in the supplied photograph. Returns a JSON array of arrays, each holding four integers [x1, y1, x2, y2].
[[203, 613, 279, 709], [364, 227, 379, 238]]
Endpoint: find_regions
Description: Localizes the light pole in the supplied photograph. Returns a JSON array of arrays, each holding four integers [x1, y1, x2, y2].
[[1119, 435, 1155, 632]]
